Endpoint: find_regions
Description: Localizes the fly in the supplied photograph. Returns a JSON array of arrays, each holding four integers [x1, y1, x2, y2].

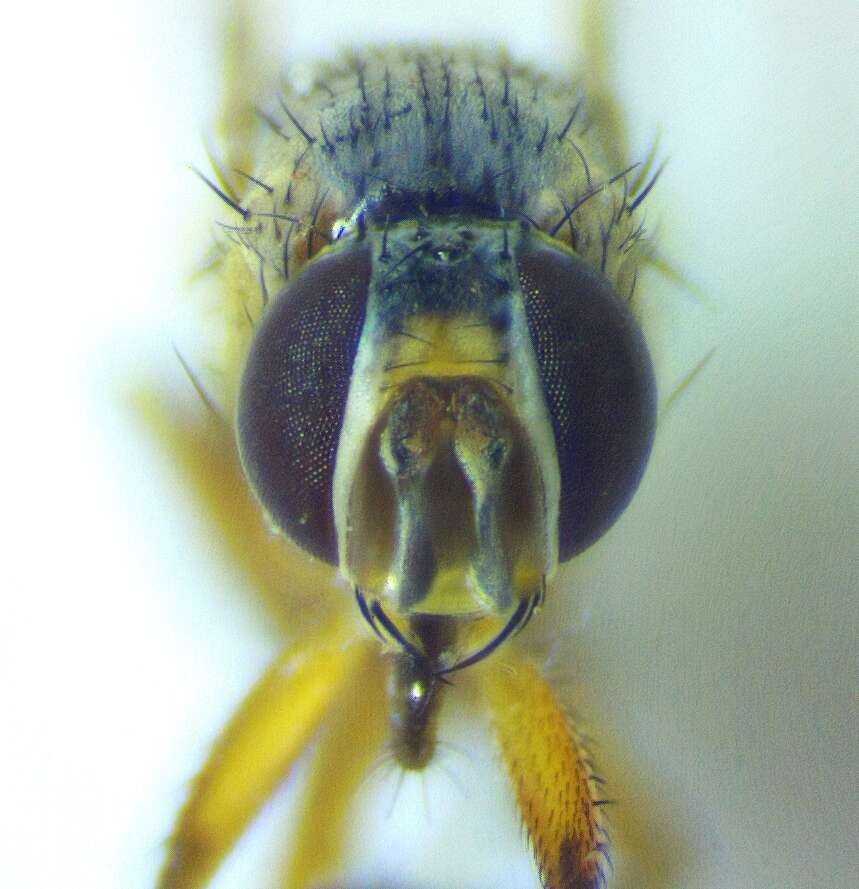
[[155, 11, 666, 889]]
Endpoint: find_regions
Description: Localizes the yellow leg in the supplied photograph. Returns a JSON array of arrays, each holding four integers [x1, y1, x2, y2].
[[137, 380, 391, 889], [157, 614, 373, 889], [482, 651, 609, 889], [132, 378, 368, 883], [282, 647, 389, 889]]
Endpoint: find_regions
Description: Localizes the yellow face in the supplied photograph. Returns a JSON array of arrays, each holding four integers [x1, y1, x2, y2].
[[149, 4, 664, 889]]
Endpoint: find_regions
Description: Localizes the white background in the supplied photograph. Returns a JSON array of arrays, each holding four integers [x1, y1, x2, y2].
[[0, 1, 856, 888]]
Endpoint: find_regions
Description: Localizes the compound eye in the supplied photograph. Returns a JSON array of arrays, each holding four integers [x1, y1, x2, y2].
[[518, 242, 657, 562], [238, 244, 372, 564]]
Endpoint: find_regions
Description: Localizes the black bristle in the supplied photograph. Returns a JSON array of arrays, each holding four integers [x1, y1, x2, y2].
[[277, 97, 316, 145]]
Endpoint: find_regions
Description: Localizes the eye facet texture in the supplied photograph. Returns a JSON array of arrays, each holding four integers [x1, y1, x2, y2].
[[518, 242, 657, 562], [238, 244, 372, 564]]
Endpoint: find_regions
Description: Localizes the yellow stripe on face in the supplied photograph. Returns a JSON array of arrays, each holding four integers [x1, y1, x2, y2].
[[483, 652, 609, 889], [158, 615, 373, 889]]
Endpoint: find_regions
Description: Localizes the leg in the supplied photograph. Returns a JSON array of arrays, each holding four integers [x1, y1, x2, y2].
[[157, 613, 373, 889], [131, 374, 363, 887], [482, 649, 610, 889], [282, 644, 389, 889]]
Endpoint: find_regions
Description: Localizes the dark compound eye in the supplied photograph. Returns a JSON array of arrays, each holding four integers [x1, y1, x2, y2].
[[238, 243, 372, 564], [518, 241, 657, 562]]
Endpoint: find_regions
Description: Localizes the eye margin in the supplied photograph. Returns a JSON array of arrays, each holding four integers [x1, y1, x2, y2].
[[517, 240, 657, 562], [237, 242, 373, 564]]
